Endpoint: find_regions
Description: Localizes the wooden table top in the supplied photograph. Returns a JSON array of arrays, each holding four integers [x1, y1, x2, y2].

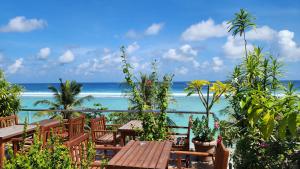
[[118, 120, 142, 132], [0, 125, 36, 140], [33, 119, 60, 127], [107, 140, 172, 169]]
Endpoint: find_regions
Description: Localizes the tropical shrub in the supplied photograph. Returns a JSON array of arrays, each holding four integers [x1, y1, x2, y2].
[[34, 78, 93, 119], [223, 19, 299, 169], [185, 80, 230, 141], [120, 46, 173, 141], [0, 70, 22, 117], [192, 116, 219, 142]]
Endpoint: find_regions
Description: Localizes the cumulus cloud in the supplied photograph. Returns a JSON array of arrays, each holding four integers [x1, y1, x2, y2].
[[163, 44, 198, 62], [163, 49, 193, 62], [180, 44, 198, 56], [182, 19, 228, 41], [247, 26, 277, 41], [223, 26, 300, 61], [126, 22, 164, 39], [212, 57, 223, 72], [145, 23, 164, 35], [59, 50, 75, 64], [175, 66, 188, 75], [278, 30, 300, 61], [76, 59, 104, 75], [37, 47, 51, 60], [127, 42, 140, 54], [7, 58, 23, 74], [0, 16, 46, 33], [125, 29, 139, 39], [222, 36, 253, 59]]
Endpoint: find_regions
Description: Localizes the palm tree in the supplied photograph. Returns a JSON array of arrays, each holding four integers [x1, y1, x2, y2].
[[34, 78, 93, 119], [228, 9, 256, 58]]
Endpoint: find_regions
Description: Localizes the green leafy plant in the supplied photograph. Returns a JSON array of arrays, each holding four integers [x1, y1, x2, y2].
[[34, 78, 93, 119], [192, 116, 219, 142], [0, 70, 22, 117], [221, 9, 300, 168], [185, 80, 230, 142], [120, 46, 173, 141]]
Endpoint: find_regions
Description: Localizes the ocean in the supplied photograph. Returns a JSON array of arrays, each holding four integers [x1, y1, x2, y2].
[[17, 81, 300, 127]]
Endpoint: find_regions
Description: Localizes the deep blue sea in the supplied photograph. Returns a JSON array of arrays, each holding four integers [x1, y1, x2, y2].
[[17, 81, 300, 127]]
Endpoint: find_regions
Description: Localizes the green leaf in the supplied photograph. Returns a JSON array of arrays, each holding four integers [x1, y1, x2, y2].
[[278, 117, 287, 139], [262, 111, 271, 125], [240, 100, 246, 108], [288, 113, 297, 136]]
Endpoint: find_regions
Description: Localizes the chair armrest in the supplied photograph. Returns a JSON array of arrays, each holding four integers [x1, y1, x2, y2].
[[92, 130, 117, 133], [167, 126, 189, 129], [95, 145, 122, 151], [171, 151, 213, 157]]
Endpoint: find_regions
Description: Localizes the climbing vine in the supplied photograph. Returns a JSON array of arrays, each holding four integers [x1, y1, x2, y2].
[[120, 46, 173, 141]]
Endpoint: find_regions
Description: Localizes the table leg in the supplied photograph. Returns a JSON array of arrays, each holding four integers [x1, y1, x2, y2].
[[0, 142, 4, 169], [121, 133, 125, 146]]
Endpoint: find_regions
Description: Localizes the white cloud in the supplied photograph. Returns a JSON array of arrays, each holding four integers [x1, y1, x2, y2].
[[76, 59, 104, 75], [7, 58, 23, 74], [0, 16, 46, 33], [37, 47, 51, 60], [59, 50, 75, 64], [247, 26, 277, 41], [175, 66, 188, 75], [145, 23, 164, 35], [278, 30, 300, 61], [222, 36, 253, 59], [125, 29, 139, 39], [182, 19, 228, 41], [212, 57, 223, 72], [163, 49, 193, 62], [180, 44, 198, 56], [127, 42, 140, 54]]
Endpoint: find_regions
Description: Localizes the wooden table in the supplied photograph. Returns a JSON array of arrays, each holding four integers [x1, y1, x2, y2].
[[33, 119, 60, 127], [118, 120, 142, 146], [107, 140, 172, 169], [0, 125, 36, 168]]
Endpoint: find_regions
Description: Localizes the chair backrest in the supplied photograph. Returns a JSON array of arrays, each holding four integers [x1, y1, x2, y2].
[[167, 115, 192, 151], [0, 115, 18, 128], [214, 142, 229, 169], [65, 133, 90, 167], [40, 122, 66, 146], [171, 141, 229, 169], [90, 116, 106, 142], [67, 114, 85, 140]]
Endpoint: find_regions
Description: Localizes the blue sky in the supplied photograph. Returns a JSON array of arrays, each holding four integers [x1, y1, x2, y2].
[[0, 0, 300, 83]]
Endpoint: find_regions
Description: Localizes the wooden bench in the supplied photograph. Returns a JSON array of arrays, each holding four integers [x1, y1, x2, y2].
[[170, 142, 229, 169]]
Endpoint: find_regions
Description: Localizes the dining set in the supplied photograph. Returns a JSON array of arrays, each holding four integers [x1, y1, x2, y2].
[[0, 114, 229, 169]]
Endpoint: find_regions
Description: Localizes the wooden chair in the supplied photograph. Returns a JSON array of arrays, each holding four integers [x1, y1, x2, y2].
[[12, 121, 66, 154], [65, 133, 122, 168], [67, 114, 85, 140], [91, 116, 121, 146], [170, 142, 229, 169], [168, 116, 192, 151], [0, 115, 18, 128]]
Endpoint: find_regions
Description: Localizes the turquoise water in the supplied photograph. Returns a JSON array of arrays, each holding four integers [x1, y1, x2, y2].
[[19, 96, 229, 126], [17, 81, 299, 126]]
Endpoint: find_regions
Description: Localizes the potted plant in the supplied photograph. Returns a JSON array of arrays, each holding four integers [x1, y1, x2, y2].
[[185, 80, 230, 161]]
